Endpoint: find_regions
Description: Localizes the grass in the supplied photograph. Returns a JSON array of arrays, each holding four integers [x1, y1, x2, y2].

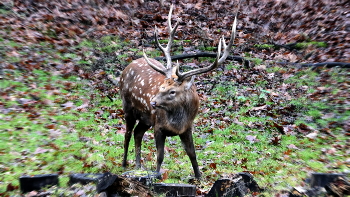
[[0, 67, 124, 193]]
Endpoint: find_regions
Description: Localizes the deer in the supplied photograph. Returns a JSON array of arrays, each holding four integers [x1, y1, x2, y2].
[[119, 5, 237, 179]]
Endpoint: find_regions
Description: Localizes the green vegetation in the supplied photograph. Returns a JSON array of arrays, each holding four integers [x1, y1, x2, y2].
[[199, 46, 217, 51], [155, 39, 191, 44], [294, 41, 327, 49], [245, 57, 264, 65], [254, 41, 327, 50], [0, 68, 126, 193], [254, 44, 275, 49]]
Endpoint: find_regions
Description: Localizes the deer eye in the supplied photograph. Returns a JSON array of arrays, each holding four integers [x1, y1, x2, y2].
[[169, 90, 176, 96]]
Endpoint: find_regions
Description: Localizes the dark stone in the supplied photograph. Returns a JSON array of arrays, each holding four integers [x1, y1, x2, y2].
[[105, 176, 155, 197], [19, 174, 59, 193], [310, 173, 345, 188], [325, 176, 350, 197], [238, 172, 261, 192], [289, 186, 327, 197], [206, 173, 261, 197], [122, 171, 161, 186], [69, 172, 117, 193], [153, 183, 196, 197]]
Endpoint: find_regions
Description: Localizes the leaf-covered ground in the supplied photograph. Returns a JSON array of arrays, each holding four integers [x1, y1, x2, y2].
[[0, 0, 349, 196]]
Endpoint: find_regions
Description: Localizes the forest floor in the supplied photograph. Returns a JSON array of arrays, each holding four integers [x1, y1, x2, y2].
[[0, 0, 349, 196]]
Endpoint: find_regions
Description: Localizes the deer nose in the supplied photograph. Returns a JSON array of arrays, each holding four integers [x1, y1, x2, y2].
[[150, 101, 157, 108]]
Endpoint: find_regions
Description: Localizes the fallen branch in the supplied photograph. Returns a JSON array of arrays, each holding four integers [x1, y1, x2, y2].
[[299, 62, 350, 68], [154, 52, 245, 63], [276, 62, 350, 69], [153, 53, 349, 69]]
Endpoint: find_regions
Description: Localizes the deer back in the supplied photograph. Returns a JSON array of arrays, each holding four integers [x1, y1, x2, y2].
[[120, 58, 162, 125]]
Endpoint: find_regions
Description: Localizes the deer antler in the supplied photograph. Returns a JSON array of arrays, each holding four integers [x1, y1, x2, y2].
[[143, 4, 179, 78], [144, 5, 238, 81], [176, 16, 237, 82]]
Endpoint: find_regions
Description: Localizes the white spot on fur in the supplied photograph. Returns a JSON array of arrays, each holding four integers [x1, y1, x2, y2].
[[140, 80, 144, 86]]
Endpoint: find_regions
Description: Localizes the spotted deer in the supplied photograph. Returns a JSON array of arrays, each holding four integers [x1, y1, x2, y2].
[[120, 5, 237, 179]]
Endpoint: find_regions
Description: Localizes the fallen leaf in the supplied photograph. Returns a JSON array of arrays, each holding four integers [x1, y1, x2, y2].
[[287, 144, 299, 149], [209, 163, 217, 169], [61, 101, 75, 109], [305, 132, 318, 140], [246, 135, 259, 143], [34, 147, 50, 154]]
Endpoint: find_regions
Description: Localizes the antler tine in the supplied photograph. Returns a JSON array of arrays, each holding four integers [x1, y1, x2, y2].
[[155, 4, 179, 70], [143, 49, 167, 76], [177, 16, 238, 82], [218, 15, 237, 64], [143, 4, 179, 76]]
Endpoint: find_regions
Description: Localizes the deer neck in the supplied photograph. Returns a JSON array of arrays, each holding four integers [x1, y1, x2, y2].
[[155, 98, 198, 135]]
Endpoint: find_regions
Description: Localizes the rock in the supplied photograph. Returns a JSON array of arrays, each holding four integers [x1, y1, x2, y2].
[[19, 174, 59, 193], [287, 173, 349, 197], [121, 170, 161, 186], [206, 172, 261, 197], [325, 176, 350, 196], [289, 186, 327, 197], [153, 183, 196, 197], [105, 176, 154, 197], [310, 173, 345, 187], [68, 172, 117, 193]]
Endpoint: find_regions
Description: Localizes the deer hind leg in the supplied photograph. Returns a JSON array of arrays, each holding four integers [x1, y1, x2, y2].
[[155, 130, 166, 173], [133, 122, 150, 169], [122, 113, 136, 168], [179, 131, 201, 179]]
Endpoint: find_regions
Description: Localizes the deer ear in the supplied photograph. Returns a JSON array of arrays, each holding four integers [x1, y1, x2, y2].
[[183, 76, 195, 90]]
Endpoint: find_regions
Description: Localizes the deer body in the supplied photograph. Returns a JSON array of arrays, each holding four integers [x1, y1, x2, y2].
[[120, 5, 237, 179], [120, 58, 200, 134], [120, 58, 201, 177]]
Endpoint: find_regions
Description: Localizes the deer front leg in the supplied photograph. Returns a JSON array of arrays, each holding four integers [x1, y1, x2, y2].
[[133, 122, 150, 169], [179, 130, 201, 179], [122, 114, 136, 168], [155, 130, 166, 173]]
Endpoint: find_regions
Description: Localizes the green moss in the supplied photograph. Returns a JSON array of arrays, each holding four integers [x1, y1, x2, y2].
[[295, 41, 327, 49], [245, 57, 264, 65], [254, 44, 275, 49]]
